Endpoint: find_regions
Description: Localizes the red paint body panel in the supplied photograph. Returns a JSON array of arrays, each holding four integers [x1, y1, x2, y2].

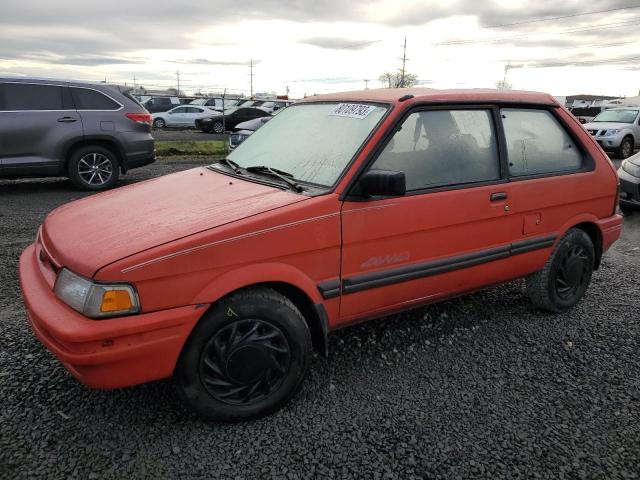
[[19, 88, 623, 390]]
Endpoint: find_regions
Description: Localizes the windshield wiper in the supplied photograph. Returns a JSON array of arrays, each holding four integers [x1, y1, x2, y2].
[[217, 157, 242, 173], [245, 166, 304, 192]]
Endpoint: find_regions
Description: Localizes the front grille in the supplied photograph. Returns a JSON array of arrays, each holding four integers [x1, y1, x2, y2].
[[588, 129, 598, 136]]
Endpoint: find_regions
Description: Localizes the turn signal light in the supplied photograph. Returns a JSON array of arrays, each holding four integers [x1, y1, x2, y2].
[[101, 290, 134, 312]]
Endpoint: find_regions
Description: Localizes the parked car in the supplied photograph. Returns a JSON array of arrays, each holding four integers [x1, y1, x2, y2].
[[0, 77, 155, 190], [229, 117, 271, 149], [583, 107, 640, 159], [19, 89, 622, 422], [190, 97, 240, 111], [152, 105, 219, 128], [140, 96, 181, 113], [195, 107, 271, 133], [257, 100, 295, 113], [618, 150, 640, 214]]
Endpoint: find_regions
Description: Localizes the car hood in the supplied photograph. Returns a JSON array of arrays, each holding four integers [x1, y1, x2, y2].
[[41, 167, 306, 277], [583, 121, 631, 130]]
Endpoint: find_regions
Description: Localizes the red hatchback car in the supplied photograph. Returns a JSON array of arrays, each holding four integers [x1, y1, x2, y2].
[[20, 89, 622, 421]]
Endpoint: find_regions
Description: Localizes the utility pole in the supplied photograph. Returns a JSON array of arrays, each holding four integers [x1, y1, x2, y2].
[[364, 79, 369, 89], [133, 74, 137, 90], [249, 59, 254, 98], [176, 70, 181, 95], [400, 36, 408, 88]]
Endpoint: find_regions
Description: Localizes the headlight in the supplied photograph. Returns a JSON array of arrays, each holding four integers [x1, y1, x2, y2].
[[622, 160, 640, 177], [54, 268, 140, 319], [604, 129, 620, 136]]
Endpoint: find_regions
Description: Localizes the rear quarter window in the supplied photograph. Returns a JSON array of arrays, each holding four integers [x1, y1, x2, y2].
[[502, 108, 583, 176], [71, 87, 121, 110]]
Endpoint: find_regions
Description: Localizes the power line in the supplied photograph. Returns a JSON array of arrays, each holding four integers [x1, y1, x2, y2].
[[439, 18, 640, 45], [483, 4, 640, 29]]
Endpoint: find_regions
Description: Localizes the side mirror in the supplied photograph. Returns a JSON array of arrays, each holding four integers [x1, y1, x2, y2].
[[359, 169, 406, 197]]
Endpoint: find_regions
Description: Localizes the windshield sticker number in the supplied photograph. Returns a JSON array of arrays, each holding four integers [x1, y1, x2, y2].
[[329, 103, 376, 119]]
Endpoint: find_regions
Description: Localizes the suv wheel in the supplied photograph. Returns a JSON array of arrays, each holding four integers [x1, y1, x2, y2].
[[175, 287, 311, 422], [526, 228, 595, 312], [68, 145, 120, 191], [616, 136, 634, 159], [213, 121, 224, 134], [153, 118, 166, 128]]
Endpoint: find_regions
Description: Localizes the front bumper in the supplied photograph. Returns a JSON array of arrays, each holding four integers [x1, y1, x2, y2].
[[618, 167, 640, 208], [19, 244, 207, 389]]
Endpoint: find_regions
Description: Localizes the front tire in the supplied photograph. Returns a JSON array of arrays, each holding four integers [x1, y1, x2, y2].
[[153, 118, 166, 128], [213, 121, 224, 134], [615, 136, 634, 159], [68, 145, 120, 191], [175, 287, 312, 422], [526, 228, 595, 312], [620, 204, 635, 216]]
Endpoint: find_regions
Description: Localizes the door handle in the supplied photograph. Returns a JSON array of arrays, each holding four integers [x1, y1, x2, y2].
[[490, 192, 508, 201], [57, 117, 77, 123]]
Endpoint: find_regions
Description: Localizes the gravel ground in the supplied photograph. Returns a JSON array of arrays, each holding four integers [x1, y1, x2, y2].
[[152, 128, 228, 142], [1, 158, 640, 480]]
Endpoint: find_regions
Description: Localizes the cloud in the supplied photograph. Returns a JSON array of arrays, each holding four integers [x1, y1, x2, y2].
[[171, 58, 249, 66], [510, 52, 640, 69], [299, 37, 378, 50]]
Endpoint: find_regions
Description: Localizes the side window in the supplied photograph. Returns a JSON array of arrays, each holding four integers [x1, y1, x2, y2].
[[0, 83, 64, 111], [371, 109, 500, 191], [71, 88, 120, 110], [502, 109, 583, 176], [171, 107, 187, 113], [157, 98, 171, 106]]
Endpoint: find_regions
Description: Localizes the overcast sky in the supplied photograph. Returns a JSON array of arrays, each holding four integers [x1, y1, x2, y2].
[[1, 0, 639, 98]]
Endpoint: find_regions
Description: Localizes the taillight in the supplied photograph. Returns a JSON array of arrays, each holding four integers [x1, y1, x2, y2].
[[126, 113, 152, 125]]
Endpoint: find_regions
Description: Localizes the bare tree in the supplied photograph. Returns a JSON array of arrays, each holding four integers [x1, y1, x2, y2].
[[379, 71, 418, 88], [495, 79, 512, 90]]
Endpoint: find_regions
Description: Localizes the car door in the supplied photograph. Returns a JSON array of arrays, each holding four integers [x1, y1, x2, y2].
[[185, 107, 205, 127], [339, 106, 523, 323], [168, 107, 188, 126], [0, 81, 81, 176]]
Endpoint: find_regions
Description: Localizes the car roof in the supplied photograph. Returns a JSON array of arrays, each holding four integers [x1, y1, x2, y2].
[[299, 88, 559, 107]]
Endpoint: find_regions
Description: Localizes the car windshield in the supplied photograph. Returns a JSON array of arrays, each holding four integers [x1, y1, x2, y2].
[[226, 102, 388, 187], [592, 109, 639, 123]]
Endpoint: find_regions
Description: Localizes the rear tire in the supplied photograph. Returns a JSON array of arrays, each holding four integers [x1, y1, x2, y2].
[[68, 145, 120, 191], [526, 228, 594, 312], [615, 136, 634, 159], [213, 121, 224, 134], [175, 287, 312, 422]]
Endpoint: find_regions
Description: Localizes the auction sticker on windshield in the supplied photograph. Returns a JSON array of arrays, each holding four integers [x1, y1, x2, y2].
[[329, 103, 377, 119]]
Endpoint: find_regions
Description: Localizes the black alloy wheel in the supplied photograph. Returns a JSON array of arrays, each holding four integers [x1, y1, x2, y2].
[[199, 319, 291, 405], [554, 244, 591, 301], [175, 287, 312, 422], [526, 228, 595, 312]]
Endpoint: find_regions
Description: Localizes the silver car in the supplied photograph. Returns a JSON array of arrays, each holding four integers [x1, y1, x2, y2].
[[583, 107, 640, 159], [152, 105, 218, 128]]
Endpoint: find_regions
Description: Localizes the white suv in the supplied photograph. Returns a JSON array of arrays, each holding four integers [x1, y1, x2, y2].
[[583, 107, 640, 159]]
